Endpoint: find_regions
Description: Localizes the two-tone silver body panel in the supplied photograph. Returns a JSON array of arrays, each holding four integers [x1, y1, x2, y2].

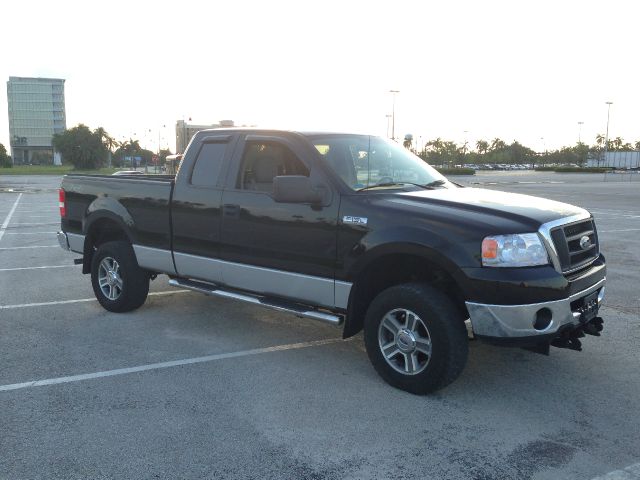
[[133, 245, 177, 276], [57, 231, 84, 254], [172, 251, 343, 309], [132, 245, 352, 310], [58, 232, 352, 310]]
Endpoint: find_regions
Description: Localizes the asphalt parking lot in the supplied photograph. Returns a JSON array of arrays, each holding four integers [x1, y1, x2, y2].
[[1, 171, 638, 480]]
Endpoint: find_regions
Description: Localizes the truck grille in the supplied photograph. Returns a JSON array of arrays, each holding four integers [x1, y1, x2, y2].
[[550, 219, 599, 274]]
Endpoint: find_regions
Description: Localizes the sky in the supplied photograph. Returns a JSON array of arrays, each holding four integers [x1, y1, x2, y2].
[[1, 0, 639, 154]]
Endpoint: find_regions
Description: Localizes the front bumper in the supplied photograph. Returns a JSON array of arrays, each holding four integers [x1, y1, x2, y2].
[[466, 277, 605, 338]]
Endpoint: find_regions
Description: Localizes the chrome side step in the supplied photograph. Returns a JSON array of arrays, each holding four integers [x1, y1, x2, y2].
[[168, 278, 344, 326]]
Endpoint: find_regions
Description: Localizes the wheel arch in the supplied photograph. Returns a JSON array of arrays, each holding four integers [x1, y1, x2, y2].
[[81, 213, 135, 274], [343, 245, 469, 339]]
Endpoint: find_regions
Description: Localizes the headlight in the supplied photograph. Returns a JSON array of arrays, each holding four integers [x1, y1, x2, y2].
[[482, 233, 549, 267]]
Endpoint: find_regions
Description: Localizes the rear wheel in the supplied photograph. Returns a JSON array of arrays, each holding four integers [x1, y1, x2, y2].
[[364, 283, 468, 394], [91, 241, 149, 312]]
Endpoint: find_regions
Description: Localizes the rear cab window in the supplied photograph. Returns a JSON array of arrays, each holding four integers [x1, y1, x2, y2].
[[190, 141, 228, 187]]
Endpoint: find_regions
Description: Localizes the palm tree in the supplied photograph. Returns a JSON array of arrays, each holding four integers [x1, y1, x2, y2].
[[476, 140, 489, 155], [95, 127, 116, 167], [119, 139, 142, 168], [595, 134, 605, 148], [403, 134, 413, 150], [489, 138, 507, 152], [611, 137, 624, 151]]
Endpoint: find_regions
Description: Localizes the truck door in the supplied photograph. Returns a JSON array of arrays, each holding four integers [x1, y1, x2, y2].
[[171, 134, 237, 283], [219, 134, 340, 308]]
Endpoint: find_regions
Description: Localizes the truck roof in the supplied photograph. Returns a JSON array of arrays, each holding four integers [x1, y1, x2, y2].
[[193, 127, 373, 138]]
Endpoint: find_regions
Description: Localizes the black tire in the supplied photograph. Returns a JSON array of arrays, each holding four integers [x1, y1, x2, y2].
[[91, 240, 150, 313], [363, 283, 468, 394]]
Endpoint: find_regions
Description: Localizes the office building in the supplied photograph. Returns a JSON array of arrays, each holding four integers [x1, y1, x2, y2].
[[6, 76, 66, 165], [176, 119, 234, 154]]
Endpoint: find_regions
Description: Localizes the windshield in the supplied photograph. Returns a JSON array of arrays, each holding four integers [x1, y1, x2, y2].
[[309, 134, 449, 191]]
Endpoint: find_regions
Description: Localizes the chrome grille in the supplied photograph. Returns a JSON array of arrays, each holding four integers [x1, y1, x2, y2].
[[550, 219, 599, 274]]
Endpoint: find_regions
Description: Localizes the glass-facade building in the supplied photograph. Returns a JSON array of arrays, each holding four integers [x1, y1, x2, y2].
[[6, 76, 66, 165]]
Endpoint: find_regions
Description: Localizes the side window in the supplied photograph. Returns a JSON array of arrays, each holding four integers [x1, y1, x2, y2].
[[190, 142, 227, 187], [237, 141, 309, 191]]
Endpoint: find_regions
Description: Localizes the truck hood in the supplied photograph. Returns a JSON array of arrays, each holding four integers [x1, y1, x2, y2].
[[390, 187, 588, 227]]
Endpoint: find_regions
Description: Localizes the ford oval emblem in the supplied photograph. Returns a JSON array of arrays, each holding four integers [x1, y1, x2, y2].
[[579, 235, 592, 250]]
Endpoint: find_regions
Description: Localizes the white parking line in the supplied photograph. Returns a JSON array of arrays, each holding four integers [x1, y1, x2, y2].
[[4, 231, 57, 235], [0, 194, 23, 242], [0, 245, 58, 250], [15, 210, 59, 213], [599, 229, 640, 233], [0, 289, 189, 310], [6, 222, 58, 226], [0, 337, 344, 392], [0, 264, 80, 272]]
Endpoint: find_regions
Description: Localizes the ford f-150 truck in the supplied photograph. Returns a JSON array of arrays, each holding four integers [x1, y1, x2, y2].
[[57, 129, 606, 394]]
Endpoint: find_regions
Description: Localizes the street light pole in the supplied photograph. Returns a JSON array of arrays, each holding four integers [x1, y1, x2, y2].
[[578, 121, 584, 144], [603, 101, 613, 167], [577, 121, 585, 166], [389, 90, 399, 141], [385, 114, 392, 139]]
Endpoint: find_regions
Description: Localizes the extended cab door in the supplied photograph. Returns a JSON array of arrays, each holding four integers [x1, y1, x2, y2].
[[218, 134, 340, 308], [171, 133, 238, 283]]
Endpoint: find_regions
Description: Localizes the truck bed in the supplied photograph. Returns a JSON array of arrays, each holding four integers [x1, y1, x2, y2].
[[61, 174, 175, 251]]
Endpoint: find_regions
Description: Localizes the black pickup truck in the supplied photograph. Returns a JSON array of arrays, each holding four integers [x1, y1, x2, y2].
[[58, 129, 606, 394]]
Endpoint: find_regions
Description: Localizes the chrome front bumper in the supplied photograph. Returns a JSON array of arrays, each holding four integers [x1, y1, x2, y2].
[[465, 278, 606, 338]]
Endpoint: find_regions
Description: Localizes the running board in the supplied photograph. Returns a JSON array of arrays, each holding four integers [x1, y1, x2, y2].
[[168, 278, 344, 326]]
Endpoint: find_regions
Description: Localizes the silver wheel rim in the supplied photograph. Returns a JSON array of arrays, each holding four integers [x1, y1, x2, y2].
[[98, 256, 123, 301], [378, 308, 432, 375]]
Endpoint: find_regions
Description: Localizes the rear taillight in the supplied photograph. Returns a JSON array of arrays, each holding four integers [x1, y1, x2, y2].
[[59, 189, 66, 218]]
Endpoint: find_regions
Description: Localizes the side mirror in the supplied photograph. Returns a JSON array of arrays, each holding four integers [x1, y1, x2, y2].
[[273, 176, 323, 204]]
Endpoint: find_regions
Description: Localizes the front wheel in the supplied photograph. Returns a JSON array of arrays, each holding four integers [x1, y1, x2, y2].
[[91, 241, 149, 312], [363, 283, 468, 394]]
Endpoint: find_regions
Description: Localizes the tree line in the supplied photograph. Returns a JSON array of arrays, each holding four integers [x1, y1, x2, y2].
[[0, 143, 11, 167], [2, 124, 638, 170], [50, 124, 172, 169], [405, 135, 640, 167]]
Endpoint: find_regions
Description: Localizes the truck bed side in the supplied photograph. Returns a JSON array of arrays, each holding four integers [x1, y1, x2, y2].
[[60, 174, 175, 273]]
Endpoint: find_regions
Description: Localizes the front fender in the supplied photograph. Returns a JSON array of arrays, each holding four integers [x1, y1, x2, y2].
[[344, 225, 476, 286]]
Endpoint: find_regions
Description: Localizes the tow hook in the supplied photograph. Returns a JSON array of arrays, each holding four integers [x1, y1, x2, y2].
[[551, 316, 604, 352], [583, 317, 604, 336], [551, 331, 584, 351]]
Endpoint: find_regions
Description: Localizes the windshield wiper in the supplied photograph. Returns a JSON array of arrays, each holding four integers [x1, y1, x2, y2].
[[357, 180, 446, 192], [423, 179, 446, 188]]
